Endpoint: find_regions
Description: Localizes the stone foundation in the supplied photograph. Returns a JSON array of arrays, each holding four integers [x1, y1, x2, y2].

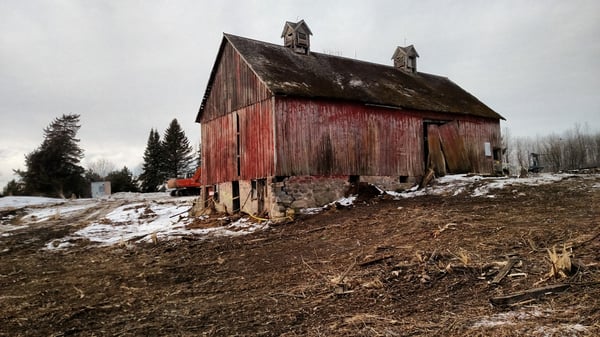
[[271, 175, 350, 216], [360, 175, 417, 192], [195, 174, 418, 218]]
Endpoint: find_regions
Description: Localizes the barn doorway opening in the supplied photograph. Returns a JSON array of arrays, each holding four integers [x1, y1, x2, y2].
[[232, 181, 240, 212], [423, 120, 474, 177], [423, 120, 447, 175]]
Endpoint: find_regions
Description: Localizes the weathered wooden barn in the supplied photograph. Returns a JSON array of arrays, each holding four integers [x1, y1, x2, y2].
[[195, 20, 504, 217]]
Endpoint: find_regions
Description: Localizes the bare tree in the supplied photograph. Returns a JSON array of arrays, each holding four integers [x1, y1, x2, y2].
[[87, 159, 116, 179], [563, 124, 586, 170], [593, 133, 600, 167], [501, 127, 512, 174], [514, 137, 529, 172], [543, 133, 562, 172], [504, 124, 600, 174]]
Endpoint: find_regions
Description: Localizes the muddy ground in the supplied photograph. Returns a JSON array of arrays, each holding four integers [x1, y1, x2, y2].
[[1, 175, 599, 336]]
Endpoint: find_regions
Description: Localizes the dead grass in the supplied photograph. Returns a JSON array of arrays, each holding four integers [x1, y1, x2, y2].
[[0, 175, 599, 336]]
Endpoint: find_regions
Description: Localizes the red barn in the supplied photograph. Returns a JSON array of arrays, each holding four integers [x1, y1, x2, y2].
[[196, 20, 504, 217]]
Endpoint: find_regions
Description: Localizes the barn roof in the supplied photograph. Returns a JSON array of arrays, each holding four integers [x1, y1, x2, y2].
[[197, 34, 503, 121]]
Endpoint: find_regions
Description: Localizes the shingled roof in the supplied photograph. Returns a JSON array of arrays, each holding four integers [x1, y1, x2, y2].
[[197, 33, 503, 121]]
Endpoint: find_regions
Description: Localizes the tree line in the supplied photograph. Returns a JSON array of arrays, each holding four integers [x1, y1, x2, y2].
[[2, 114, 197, 197], [504, 123, 600, 174]]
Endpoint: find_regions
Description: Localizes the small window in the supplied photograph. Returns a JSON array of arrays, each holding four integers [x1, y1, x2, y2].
[[298, 32, 307, 40], [484, 142, 492, 157], [399, 176, 408, 183]]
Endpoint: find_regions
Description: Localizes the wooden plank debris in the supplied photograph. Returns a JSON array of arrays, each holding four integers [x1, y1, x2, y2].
[[359, 254, 394, 267], [491, 258, 519, 284], [490, 283, 570, 306]]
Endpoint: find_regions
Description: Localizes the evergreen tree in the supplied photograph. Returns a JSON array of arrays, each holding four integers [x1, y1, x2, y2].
[[106, 166, 139, 193], [2, 179, 25, 196], [162, 119, 194, 178], [17, 114, 85, 197], [139, 129, 165, 192]]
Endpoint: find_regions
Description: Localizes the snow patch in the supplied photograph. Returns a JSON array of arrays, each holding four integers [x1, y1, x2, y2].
[[472, 307, 589, 334], [43, 197, 269, 250], [392, 173, 578, 199], [0, 196, 65, 210], [300, 195, 357, 215], [24, 202, 96, 223], [336, 196, 356, 207], [1, 224, 28, 234], [349, 79, 363, 87]]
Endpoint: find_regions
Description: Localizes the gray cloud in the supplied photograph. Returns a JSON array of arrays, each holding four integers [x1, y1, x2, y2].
[[1, 0, 599, 188]]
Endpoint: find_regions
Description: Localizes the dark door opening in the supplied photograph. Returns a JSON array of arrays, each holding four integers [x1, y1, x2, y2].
[[232, 181, 240, 212]]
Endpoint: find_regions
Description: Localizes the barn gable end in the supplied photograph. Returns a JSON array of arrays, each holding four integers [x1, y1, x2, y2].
[[197, 38, 272, 123], [198, 37, 275, 191]]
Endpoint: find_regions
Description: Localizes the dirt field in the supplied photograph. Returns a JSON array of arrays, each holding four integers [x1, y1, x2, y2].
[[1, 174, 599, 336]]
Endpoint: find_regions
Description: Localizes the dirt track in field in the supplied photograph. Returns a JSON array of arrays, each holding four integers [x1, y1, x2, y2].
[[1, 174, 599, 336]]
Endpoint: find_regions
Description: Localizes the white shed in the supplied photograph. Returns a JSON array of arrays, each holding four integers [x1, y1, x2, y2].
[[91, 181, 111, 198]]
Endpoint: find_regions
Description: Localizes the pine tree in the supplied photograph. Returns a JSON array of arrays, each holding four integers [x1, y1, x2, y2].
[[2, 179, 25, 196], [162, 119, 194, 178], [17, 114, 85, 197], [139, 129, 165, 192], [106, 166, 139, 193]]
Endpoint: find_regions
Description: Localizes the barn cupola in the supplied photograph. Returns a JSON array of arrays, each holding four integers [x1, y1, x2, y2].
[[392, 45, 419, 73], [281, 20, 312, 55]]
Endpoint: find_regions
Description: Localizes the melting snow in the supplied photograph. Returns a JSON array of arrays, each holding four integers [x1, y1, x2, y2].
[[24, 202, 97, 223], [2, 173, 594, 250], [349, 79, 363, 87], [40, 194, 270, 250], [472, 307, 589, 334], [300, 195, 357, 215], [392, 173, 579, 199], [0, 196, 65, 210]]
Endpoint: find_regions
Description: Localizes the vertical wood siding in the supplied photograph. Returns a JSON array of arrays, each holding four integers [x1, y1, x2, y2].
[[457, 119, 501, 173], [274, 98, 424, 177], [201, 99, 275, 185], [200, 39, 275, 185], [427, 124, 447, 176], [201, 113, 236, 185], [200, 42, 271, 123], [238, 99, 275, 179], [437, 121, 472, 173]]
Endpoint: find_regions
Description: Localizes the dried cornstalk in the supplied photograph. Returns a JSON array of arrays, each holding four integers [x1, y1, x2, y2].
[[547, 244, 572, 279], [433, 223, 457, 238]]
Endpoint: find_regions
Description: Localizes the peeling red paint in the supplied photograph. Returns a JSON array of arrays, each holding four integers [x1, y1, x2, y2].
[[274, 98, 423, 177]]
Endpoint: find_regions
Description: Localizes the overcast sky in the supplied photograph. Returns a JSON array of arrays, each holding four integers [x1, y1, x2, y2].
[[1, 0, 599, 188]]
